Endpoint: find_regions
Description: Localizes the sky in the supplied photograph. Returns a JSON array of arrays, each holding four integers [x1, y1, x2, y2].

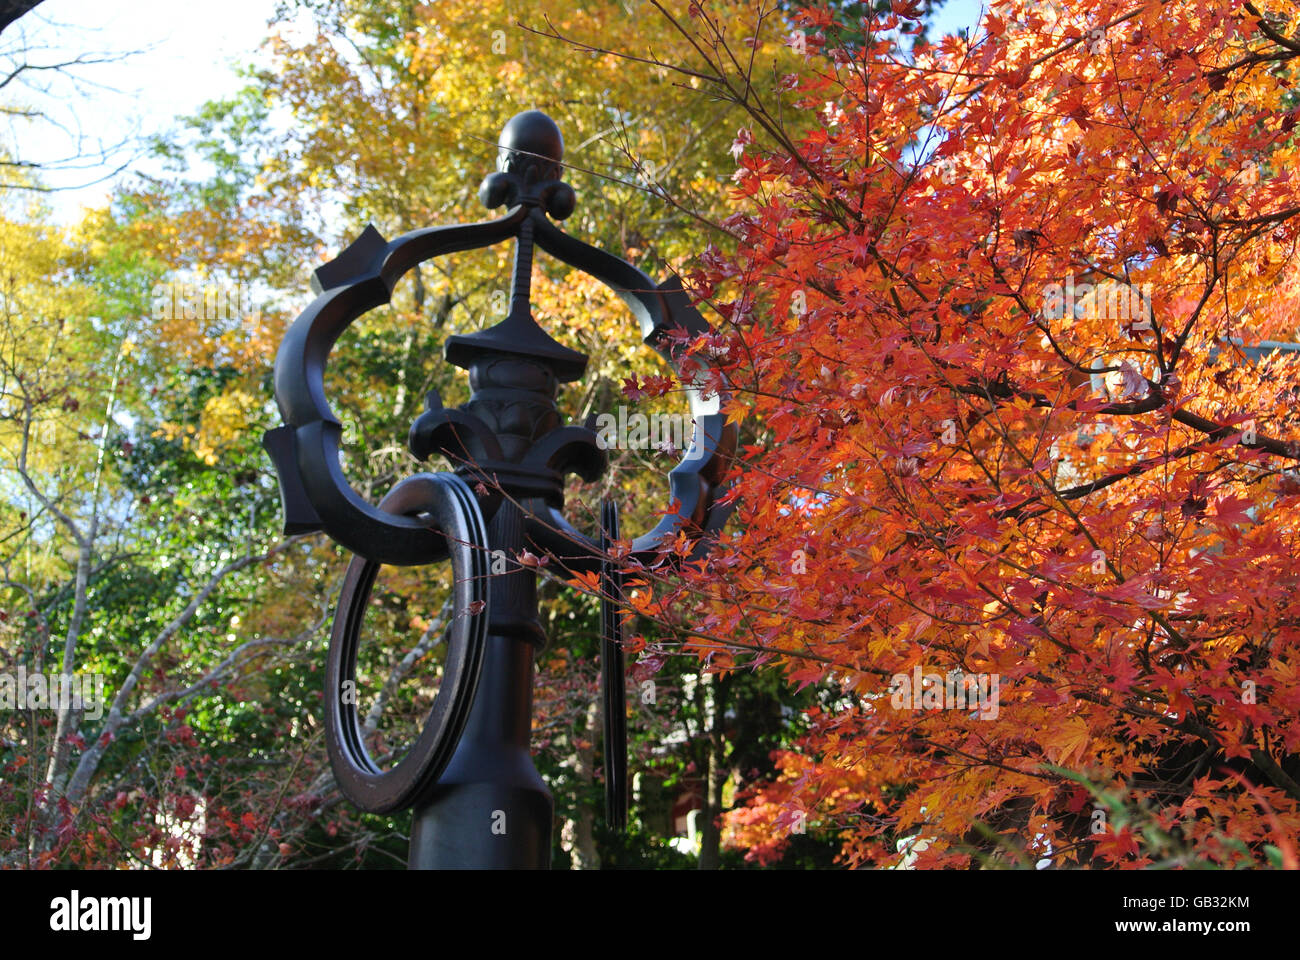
[[931, 0, 985, 40], [3, 0, 282, 219], [3, 0, 986, 224]]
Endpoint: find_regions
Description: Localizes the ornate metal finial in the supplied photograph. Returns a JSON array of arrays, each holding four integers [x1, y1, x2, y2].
[[450, 110, 586, 381], [478, 109, 576, 221]]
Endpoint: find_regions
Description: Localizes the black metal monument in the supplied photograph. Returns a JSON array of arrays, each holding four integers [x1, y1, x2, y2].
[[263, 110, 736, 868]]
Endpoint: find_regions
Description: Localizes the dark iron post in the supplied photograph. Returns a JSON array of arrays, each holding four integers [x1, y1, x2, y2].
[[264, 110, 736, 869]]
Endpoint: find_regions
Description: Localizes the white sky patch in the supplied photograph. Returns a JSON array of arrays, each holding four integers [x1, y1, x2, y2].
[[3, 0, 281, 222]]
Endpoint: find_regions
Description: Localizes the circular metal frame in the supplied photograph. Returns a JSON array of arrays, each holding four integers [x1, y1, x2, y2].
[[324, 473, 490, 814]]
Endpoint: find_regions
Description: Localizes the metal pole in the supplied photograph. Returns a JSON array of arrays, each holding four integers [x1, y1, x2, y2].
[[408, 500, 551, 868]]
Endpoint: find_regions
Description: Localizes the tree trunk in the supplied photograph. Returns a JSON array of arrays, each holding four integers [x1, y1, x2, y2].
[[560, 700, 600, 870], [697, 672, 729, 869]]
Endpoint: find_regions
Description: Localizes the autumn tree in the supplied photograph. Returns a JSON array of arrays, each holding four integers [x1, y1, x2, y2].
[[2, 0, 819, 869], [19, 0, 1299, 874], [595, 0, 1300, 867]]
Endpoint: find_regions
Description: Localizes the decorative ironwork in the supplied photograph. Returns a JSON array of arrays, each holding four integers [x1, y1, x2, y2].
[[263, 109, 737, 868]]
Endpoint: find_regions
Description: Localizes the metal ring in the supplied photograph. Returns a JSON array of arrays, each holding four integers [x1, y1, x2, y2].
[[324, 472, 490, 814]]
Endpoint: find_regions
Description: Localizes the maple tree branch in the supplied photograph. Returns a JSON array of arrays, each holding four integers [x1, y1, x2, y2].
[[515, 14, 724, 85], [938, 1, 1168, 119], [1244, 2, 1300, 56]]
